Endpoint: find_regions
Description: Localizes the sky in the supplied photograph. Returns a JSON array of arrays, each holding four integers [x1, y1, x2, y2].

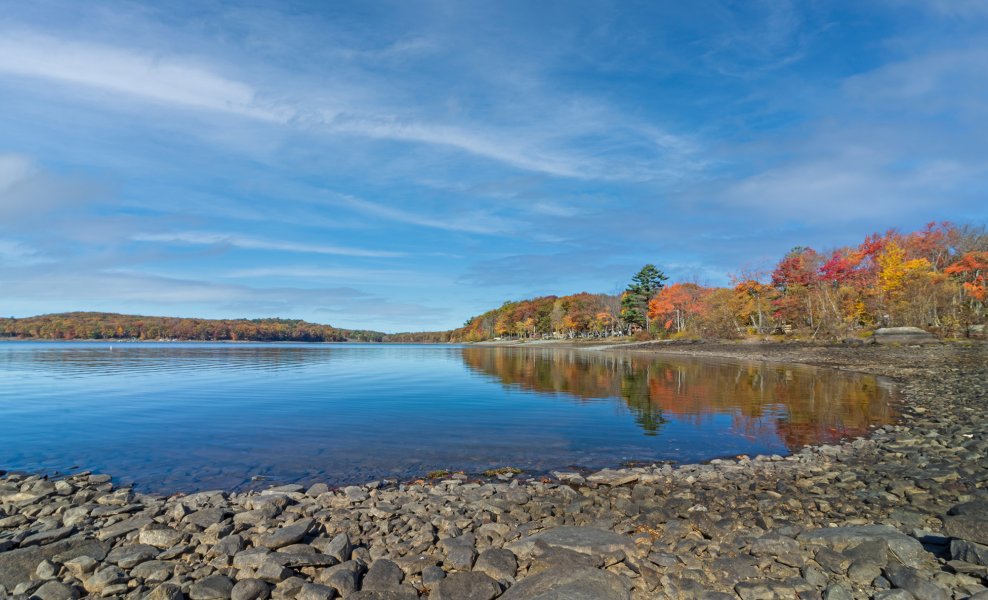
[[0, 0, 986, 332]]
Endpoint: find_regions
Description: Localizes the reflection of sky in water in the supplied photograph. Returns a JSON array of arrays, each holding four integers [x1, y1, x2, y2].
[[0, 342, 897, 492]]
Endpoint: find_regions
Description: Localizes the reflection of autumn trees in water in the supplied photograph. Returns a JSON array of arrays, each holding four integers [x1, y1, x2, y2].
[[460, 348, 897, 449]]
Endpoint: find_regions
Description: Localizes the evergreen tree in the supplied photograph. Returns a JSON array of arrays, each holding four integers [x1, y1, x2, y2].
[[621, 264, 668, 332]]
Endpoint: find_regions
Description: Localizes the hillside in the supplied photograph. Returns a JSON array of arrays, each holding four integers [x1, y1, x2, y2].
[[0, 312, 387, 343]]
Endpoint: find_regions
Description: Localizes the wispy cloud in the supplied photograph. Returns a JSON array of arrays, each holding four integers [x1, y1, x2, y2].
[[0, 240, 52, 266], [0, 27, 701, 182], [0, 31, 283, 121], [338, 195, 513, 234], [0, 153, 105, 224], [132, 231, 405, 258]]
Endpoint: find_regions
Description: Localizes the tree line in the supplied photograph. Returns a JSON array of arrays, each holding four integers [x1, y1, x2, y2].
[[453, 222, 987, 341], [3, 222, 985, 343], [0, 312, 387, 342]]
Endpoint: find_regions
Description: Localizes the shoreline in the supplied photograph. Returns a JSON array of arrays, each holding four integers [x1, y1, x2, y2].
[[2, 342, 986, 599]]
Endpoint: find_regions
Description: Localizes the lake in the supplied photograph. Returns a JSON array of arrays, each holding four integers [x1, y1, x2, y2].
[[0, 342, 898, 492]]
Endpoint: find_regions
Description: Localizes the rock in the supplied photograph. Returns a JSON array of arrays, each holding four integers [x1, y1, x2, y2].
[[98, 515, 153, 540], [131, 560, 173, 583], [20, 526, 76, 547], [944, 503, 988, 546], [750, 534, 800, 559], [883, 564, 948, 600], [258, 519, 314, 550], [799, 525, 932, 569], [847, 560, 882, 585], [63, 555, 98, 578], [951, 539, 988, 565], [140, 526, 183, 548], [317, 533, 352, 563], [445, 543, 476, 571], [823, 584, 852, 600], [145, 583, 185, 600], [532, 546, 604, 575], [873, 327, 938, 344], [318, 561, 362, 596], [83, 566, 126, 594], [430, 572, 501, 600], [873, 591, 916, 600], [189, 575, 235, 600], [421, 566, 445, 588], [347, 591, 418, 600], [474, 548, 517, 582], [36, 558, 57, 579], [270, 551, 337, 568], [30, 581, 79, 600], [507, 527, 633, 559], [296, 582, 336, 600], [586, 470, 639, 486], [184, 508, 231, 530], [231, 579, 271, 600], [256, 559, 293, 583], [0, 536, 107, 589], [499, 567, 631, 600], [106, 543, 159, 568], [393, 555, 437, 576], [363, 559, 404, 590]]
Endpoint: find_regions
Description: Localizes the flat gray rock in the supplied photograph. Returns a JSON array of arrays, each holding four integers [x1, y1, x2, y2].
[[362, 559, 404, 591], [257, 518, 313, 549], [30, 580, 79, 600], [951, 539, 988, 566], [499, 567, 631, 600], [873, 327, 938, 344], [798, 525, 932, 569], [945, 500, 988, 545], [144, 583, 185, 600], [347, 591, 418, 600], [189, 575, 235, 600], [430, 572, 501, 600], [883, 564, 949, 600], [0, 536, 107, 589], [474, 548, 517, 581], [106, 543, 159, 568], [507, 527, 633, 558], [231, 579, 270, 600]]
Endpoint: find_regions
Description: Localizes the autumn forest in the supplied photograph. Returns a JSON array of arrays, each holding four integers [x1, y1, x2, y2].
[[3, 222, 986, 343]]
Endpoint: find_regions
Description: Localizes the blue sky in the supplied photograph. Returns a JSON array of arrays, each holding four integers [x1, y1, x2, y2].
[[0, 0, 985, 332]]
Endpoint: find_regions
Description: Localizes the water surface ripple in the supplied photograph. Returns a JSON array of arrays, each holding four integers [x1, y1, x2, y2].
[[0, 342, 897, 492]]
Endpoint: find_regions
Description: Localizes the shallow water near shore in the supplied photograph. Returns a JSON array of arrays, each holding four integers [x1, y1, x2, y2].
[[0, 342, 898, 492]]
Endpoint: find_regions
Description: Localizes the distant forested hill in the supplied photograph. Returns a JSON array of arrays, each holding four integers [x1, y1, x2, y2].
[[0, 312, 388, 342]]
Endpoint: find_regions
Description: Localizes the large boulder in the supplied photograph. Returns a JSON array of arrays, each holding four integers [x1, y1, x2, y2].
[[506, 527, 634, 559], [945, 499, 988, 546], [798, 525, 933, 570], [499, 567, 631, 600], [873, 327, 938, 345], [0, 536, 108, 589]]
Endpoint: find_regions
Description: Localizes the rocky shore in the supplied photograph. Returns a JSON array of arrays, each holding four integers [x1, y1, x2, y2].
[[2, 342, 987, 600]]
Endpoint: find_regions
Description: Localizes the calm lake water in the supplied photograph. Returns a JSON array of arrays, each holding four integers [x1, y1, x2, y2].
[[0, 342, 898, 492]]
